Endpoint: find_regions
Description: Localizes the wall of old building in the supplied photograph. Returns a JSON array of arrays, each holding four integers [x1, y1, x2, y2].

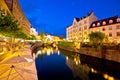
[[12, 0, 31, 35], [0, 0, 12, 15], [66, 12, 98, 42], [90, 23, 120, 42]]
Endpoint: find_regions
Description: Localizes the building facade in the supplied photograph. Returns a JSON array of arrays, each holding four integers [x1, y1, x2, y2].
[[0, 0, 31, 35], [0, 0, 12, 15], [90, 16, 120, 43], [66, 11, 98, 42], [30, 27, 38, 38], [12, 0, 31, 35], [66, 11, 120, 43]]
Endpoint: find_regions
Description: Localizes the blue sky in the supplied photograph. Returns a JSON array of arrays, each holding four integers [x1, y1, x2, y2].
[[18, 0, 120, 37]]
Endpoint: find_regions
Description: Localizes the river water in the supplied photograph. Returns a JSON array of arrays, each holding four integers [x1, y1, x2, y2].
[[32, 47, 120, 80]]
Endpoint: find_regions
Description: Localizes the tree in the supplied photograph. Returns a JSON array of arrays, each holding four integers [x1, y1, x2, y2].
[[0, 10, 29, 52], [0, 9, 21, 38], [59, 35, 64, 40], [39, 31, 46, 41], [89, 31, 106, 47], [27, 35, 36, 40], [16, 32, 28, 39]]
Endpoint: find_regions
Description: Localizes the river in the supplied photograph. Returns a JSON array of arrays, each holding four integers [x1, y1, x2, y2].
[[32, 46, 120, 80]]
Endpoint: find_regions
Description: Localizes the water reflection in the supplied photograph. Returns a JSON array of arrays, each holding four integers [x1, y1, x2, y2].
[[33, 47, 60, 59], [61, 50, 119, 80], [33, 47, 120, 80], [66, 54, 90, 80]]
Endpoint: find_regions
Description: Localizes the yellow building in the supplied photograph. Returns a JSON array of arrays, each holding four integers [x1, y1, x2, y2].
[[90, 16, 120, 43], [12, 0, 31, 35], [0, 0, 12, 15], [66, 11, 98, 42], [0, 0, 31, 35]]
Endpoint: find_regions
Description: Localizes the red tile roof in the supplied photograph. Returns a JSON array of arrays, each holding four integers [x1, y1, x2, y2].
[[90, 16, 119, 28], [75, 11, 93, 22]]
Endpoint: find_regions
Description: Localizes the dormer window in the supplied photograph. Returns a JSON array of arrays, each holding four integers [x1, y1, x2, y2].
[[117, 18, 120, 22], [103, 21, 106, 25], [109, 20, 113, 24], [97, 23, 100, 26], [92, 24, 95, 27]]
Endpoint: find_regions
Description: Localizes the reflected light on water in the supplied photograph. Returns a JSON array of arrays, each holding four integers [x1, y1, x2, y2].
[[91, 68, 97, 74], [58, 50, 60, 55], [37, 50, 41, 55], [36, 47, 60, 56], [66, 56, 68, 60], [103, 74, 114, 80], [46, 49, 51, 56], [74, 57, 81, 65], [73, 54, 81, 65]]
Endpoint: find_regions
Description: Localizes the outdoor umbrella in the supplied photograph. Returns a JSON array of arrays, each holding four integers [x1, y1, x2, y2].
[[0, 64, 37, 80]]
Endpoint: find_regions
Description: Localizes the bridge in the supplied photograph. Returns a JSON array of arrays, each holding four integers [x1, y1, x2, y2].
[[31, 41, 57, 53]]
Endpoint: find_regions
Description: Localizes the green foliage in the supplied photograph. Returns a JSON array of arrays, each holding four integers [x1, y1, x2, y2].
[[58, 41, 74, 48], [0, 9, 22, 38], [16, 32, 28, 39], [27, 35, 36, 40], [89, 31, 106, 48], [59, 35, 64, 40], [39, 31, 46, 41], [0, 10, 29, 40]]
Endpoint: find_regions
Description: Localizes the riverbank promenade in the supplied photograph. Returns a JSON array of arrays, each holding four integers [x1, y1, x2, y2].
[[0, 45, 38, 80]]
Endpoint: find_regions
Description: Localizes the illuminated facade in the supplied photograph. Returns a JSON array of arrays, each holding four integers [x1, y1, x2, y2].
[[0, 0, 12, 15], [12, 0, 31, 35], [66, 11, 120, 43], [0, 0, 31, 35], [90, 16, 120, 43], [66, 11, 98, 42], [30, 27, 38, 39], [45, 34, 60, 42]]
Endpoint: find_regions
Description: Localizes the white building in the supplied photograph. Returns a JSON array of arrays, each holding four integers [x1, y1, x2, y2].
[[30, 27, 38, 37], [66, 11, 98, 42]]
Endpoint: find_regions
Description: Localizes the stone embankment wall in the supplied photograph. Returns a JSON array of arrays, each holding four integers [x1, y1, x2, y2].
[[58, 45, 120, 63]]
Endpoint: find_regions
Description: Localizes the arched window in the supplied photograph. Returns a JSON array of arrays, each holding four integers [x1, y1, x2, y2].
[[97, 23, 100, 26], [103, 21, 106, 25], [109, 20, 113, 24]]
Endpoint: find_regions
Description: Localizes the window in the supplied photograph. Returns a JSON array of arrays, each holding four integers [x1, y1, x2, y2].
[[109, 26, 112, 30], [103, 21, 106, 25], [79, 33, 81, 35], [116, 25, 120, 29], [117, 32, 120, 36], [97, 23, 100, 26], [117, 18, 120, 22], [84, 20, 87, 24], [102, 28, 105, 31], [92, 24, 95, 27], [109, 20, 113, 24], [84, 26, 87, 30], [109, 33, 112, 37], [79, 28, 81, 31], [84, 32, 87, 34], [79, 23, 81, 26]]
